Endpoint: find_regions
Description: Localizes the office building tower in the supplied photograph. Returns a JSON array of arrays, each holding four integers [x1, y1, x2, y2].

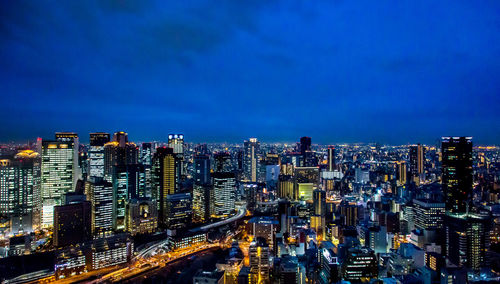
[[409, 144, 425, 183], [278, 175, 295, 200], [210, 172, 236, 218], [243, 138, 260, 182], [327, 146, 335, 171], [249, 237, 270, 284], [340, 200, 358, 226], [152, 147, 181, 226], [141, 142, 152, 166], [53, 201, 91, 247], [194, 154, 210, 185], [85, 178, 113, 237], [295, 166, 320, 201], [214, 152, 232, 173], [396, 161, 407, 186], [41, 134, 79, 227], [168, 134, 184, 154], [441, 137, 472, 214], [103, 131, 139, 181], [88, 132, 110, 179], [249, 216, 278, 250], [342, 248, 378, 282], [164, 192, 192, 229], [412, 199, 445, 230], [126, 198, 157, 236], [193, 183, 211, 223], [445, 213, 491, 271], [0, 150, 41, 233], [311, 189, 327, 241], [113, 164, 146, 230], [299, 136, 312, 155]]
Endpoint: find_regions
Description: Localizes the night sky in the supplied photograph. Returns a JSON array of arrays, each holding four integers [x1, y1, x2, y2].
[[1, 1, 499, 144]]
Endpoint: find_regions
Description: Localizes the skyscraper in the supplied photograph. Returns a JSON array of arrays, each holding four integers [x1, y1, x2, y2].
[[243, 138, 260, 182], [327, 146, 335, 171], [409, 143, 424, 183], [396, 161, 407, 186], [210, 172, 236, 218], [113, 164, 147, 230], [41, 134, 79, 227], [168, 134, 184, 154], [152, 147, 178, 226], [193, 154, 210, 185], [441, 137, 472, 214], [103, 131, 139, 181], [89, 132, 110, 179], [312, 189, 326, 240], [85, 177, 113, 238], [141, 142, 152, 167], [0, 150, 41, 233], [249, 237, 270, 284], [165, 192, 192, 229], [53, 201, 91, 247], [299, 136, 311, 155]]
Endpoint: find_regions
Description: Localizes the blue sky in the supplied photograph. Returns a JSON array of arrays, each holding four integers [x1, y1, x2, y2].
[[1, 0, 499, 144]]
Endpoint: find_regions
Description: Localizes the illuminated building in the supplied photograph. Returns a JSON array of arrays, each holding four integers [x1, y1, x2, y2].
[[412, 199, 445, 230], [249, 216, 278, 250], [0, 150, 41, 233], [340, 200, 358, 226], [152, 147, 177, 226], [168, 232, 206, 250], [165, 192, 192, 229], [327, 146, 335, 171], [168, 134, 184, 154], [194, 154, 211, 185], [396, 161, 407, 186], [249, 237, 270, 284], [278, 175, 295, 200], [299, 136, 311, 156], [294, 166, 320, 201], [424, 251, 444, 273], [312, 189, 326, 240], [141, 142, 152, 166], [53, 201, 91, 247], [319, 242, 340, 284], [85, 177, 113, 237], [214, 152, 232, 173], [409, 144, 424, 183], [41, 134, 79, 227], [103, 131, 139, 181], [88, 132, 110, 179], [193, 183, 211, 222], [211, 172, 236, 218], [126, 198, 157, 236], [444, 213, 491, 271], [112, 164, 147, 230], [243, 138, 260, 182], [342, 247, 378, 282], [91, 234, 133, 270], [441, 137, 472, 214]]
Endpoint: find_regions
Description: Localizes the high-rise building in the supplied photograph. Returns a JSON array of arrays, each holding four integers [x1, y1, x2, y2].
[[445, 213, 491, 271], [88, 133, 110, 179], [168, 134, 184, 154], [193, 183, 211, 223], [126, 198, 157, 236], [141, 142, 152, 167], [243, 138, 260, 182], [249, 237, 270, 284], [214, 152, 232, 173], [85, 177, 113, 237], [165, 192, 192, 229], [441, 137, 472, 214], [113, 164, 146, 230], [194, 154, 211, 185], [103, 131, 139, 181], [340, 200, 358, 226], [312, 189, 327, 240], [409, 144, 424, 182], [53, 201, 91, 247], [41, 134, 79, 227], [412, 199, 445, 230], [299, 137, 311, 155], [396, 161, 407, 186], [327, 146, 335, 171], [295, 167, 320, 201], [210, 172, 236, 218], [342, 248, 378, 282], [278, 175, 295, 200], [0, 150, 41, 233], [152, 147, 179, 226]]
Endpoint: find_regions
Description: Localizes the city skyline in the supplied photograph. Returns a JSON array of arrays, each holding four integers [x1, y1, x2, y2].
[[2, 1, 500, 144]]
